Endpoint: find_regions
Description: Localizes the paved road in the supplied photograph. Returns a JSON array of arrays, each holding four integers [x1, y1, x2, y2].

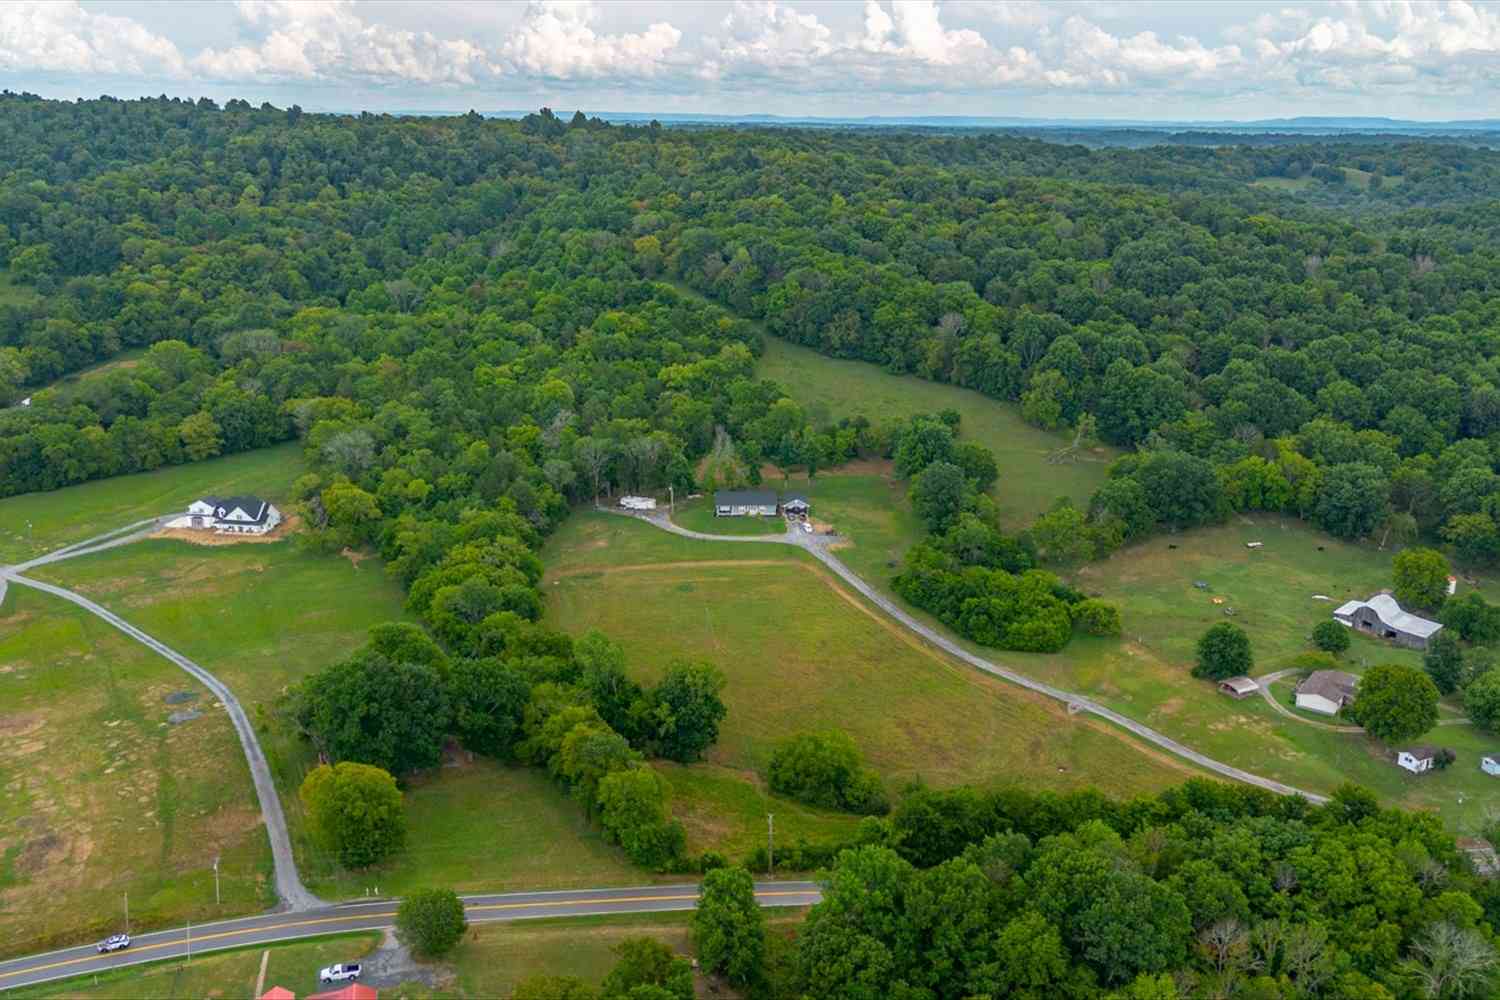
[[0, 521, 321, 913], [0, 882, 821, 991], [621, 509, 1331, 804]]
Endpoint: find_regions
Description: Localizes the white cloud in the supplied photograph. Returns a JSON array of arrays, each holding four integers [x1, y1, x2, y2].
[[0, 0, 185, 77], [193, 0, 486, 84], [496, 1, 682, 80], [5, 0, 1500, 114]]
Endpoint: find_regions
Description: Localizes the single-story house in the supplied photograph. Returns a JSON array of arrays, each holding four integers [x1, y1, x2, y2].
[[618, 495, 657, 511], [1332, 593, 1443, 651], [1483, 754, 1500, 777], [1296, 669, 1359, 716], [714, 490, 779, 517], [1396, 747, 1441, 774], [181, 495, 282, 535], [307, 987, 376, 1000], [782, 493, 811, 516], [258, 989, 296, 1000], [1218, 676, 1260, 699]]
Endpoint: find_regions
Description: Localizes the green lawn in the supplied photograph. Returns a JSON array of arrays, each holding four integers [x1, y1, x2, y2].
[[10, 933, 380, 999], [545, 511, 1198, 834], [757, 336, 1113, 528], [671, 499, 790, 536], [295, 760, 646, 899], [0, 587, 271, 959], [0, 443, 306, 564]]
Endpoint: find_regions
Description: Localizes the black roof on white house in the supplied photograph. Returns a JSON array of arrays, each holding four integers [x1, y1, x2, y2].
[[782, 493, 810, 505], [204, 495, 272, 525]]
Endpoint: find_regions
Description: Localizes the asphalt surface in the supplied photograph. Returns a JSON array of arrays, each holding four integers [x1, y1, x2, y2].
[[0, 883, 821, 991], [624, 509, 1331, 804], [0, 520, 321, 912]]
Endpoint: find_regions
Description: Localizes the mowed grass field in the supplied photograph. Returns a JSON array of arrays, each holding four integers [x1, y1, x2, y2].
[[757, 336, 1113, 527], [0, 442, 306, 564], [544, 511, 1198, 855], [0, 587, 270, 958], [11, 933, 380, 999]]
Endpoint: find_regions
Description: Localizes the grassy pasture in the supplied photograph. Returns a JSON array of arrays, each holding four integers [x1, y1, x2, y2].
[[545, 511, 1198, 824], [756, 336, 1113, 527], [29, 539, 409, 710], [32, 536, 656, 899], [0, 443, 306, 564], [0, 587, 270, 958], [1029, 515, 1500, 824], [32, 348, 148, 404], [11, 933, 380, 999]]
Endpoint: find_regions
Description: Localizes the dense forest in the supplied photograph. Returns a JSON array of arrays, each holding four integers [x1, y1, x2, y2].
[[4, 93, 1500, 996]]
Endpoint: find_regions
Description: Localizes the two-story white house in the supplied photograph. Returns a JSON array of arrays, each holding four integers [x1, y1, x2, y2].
[[182, 495, 282, 535]]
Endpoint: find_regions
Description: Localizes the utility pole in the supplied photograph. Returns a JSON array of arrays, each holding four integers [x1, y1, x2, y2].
[[767, 813, 774, 877], [124, 892, 129, 935], [186, 919, 191, 967], [213, 856, 221, 906], [668, 484, 674, 515]]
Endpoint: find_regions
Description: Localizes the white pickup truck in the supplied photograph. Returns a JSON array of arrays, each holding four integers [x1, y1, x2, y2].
[[319, 963, 362, 984]]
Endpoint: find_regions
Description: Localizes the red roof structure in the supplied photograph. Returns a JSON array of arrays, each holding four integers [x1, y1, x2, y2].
[[307, 985, 377, 1000], [258, 989, 296, 1000]]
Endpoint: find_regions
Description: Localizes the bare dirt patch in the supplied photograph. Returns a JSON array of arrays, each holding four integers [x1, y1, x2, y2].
[[341, 547, 373, 569]]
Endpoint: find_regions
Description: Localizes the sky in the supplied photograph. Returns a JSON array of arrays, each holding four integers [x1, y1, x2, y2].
[[1, 0, 1498, 120]]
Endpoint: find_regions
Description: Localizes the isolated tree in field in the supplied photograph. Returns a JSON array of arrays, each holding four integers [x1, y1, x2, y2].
[[1349, 663, 1440, 744], [637, 660, 727, 763], [299, 762, 405, 869], [1466, 670, 1500, 732], [910, 460, 973, 533], [1312, 620, 1351, 655], [1423, 631, 1465, 695], [693, 866, 765, 986], [1072, 599, 1123, 637], [1193, 622, 1252, 681], [395, 888, 467, 957], [1393, 547, 1451, 610]]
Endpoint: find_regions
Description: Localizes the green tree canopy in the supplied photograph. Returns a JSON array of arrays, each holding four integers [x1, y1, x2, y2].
[[1393, 547, 1451, 610], [1193, 622, 1253, 681], [692, 866, 766, 986], [298, 761, 405, 869], [395, 888, 468, 957], [1350, 663, 1440, 744]]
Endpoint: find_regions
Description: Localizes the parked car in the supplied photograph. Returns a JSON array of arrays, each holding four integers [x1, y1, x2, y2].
[[96, 934, 130, 953], [802, 522, 814, 534], [319, 963, 362, 984]]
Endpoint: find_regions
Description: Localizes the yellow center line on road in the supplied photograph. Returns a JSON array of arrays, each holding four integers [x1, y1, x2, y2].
[[1, 889, 818, 982]]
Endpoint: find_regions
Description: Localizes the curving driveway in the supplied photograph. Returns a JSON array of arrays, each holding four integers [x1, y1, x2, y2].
[[618, 509, 1332, 804], [0, 521, 321, 912]]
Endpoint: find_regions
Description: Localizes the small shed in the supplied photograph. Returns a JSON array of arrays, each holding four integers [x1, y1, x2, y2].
[[782, 493, 810, 516], [1218, 676, 1260, 699], [1296, 670, 1359, 716], [1396, 747, 1442, 774], [1483, 754, 1500, 777]]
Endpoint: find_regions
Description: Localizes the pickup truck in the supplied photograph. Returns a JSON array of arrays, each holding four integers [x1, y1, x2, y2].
[[319, 963, 362, 984]]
